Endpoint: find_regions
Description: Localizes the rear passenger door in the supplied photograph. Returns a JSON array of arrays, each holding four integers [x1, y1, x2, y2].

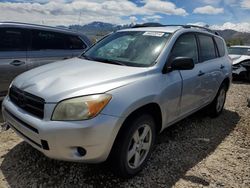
[[27, 29, 74, 69], [197, 34, 223, 104], [0, 28, 28, 96]]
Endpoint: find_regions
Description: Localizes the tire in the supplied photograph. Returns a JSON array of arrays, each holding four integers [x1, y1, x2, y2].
[[110, 114, 156, 178], [208, 83, 227, 118], [244, 71, 250, 81]]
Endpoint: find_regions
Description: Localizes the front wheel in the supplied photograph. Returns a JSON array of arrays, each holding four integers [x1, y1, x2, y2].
[[208, 83, 227, 118], [110, 114, 156, 178]]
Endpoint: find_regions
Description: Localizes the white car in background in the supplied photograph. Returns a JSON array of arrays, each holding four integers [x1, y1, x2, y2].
[[228, 45, 250, 80]]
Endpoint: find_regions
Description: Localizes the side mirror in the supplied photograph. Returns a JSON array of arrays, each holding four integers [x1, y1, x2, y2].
[[171, 57, 194, 70], [163, 57, 195, 73]]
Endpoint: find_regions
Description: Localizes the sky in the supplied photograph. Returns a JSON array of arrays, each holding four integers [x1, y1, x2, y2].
[[0, 0, 250, 32]]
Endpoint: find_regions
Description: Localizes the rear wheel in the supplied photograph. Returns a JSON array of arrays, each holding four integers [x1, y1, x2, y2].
[[208, 83, 227, 118], [110, 114, 156, 178]]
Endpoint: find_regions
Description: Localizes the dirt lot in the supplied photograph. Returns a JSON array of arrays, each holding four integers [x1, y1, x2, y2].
[[0, 82, 249, 188]]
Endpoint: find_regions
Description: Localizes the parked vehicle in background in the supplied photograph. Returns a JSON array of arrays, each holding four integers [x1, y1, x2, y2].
[[0, 22, 91, 100], [228, 45, 250, 80], [2, 25, 232, 177]]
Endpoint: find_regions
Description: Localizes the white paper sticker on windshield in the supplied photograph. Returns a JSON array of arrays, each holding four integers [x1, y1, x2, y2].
[[143, 31, 165, 37]]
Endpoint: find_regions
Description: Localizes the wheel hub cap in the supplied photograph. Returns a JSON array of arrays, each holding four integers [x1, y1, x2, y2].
[[127, 124, 152, 169]]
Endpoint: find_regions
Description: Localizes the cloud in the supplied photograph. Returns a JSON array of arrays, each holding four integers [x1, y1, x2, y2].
[[193, 5, 224, 14], [129, 16, 137, 25], [202, 0, 220, 5], [187, 22, 208, 27], [142, 15, 163, 22], [210, 22, 250, 32], [241, 0, 250, 9], [143, 0, 188, 16], [0, 0, 188, 26]]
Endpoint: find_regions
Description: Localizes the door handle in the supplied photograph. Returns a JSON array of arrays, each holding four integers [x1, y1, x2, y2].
[[198, 71, 205, 76], [220, 65, 225, 69], [10, 60, 25, 66]]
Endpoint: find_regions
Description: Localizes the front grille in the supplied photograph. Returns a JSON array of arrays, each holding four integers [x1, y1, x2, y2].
[[9, 86, 45, 119]]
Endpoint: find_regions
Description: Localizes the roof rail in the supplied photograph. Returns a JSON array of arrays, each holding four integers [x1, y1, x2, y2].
[[132, 23, 219, 36], [184, 25, 219, 35], [0, 21, 77, 33]]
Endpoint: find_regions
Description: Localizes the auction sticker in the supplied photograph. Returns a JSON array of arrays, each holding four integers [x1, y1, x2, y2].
[[143, 31, 165, 37]]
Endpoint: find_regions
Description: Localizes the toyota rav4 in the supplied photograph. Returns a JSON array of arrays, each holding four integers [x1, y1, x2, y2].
[[2, 25, 232, 177]]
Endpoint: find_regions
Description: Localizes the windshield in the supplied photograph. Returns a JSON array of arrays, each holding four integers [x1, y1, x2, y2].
[[228, 47, 250, 55], [82, 31, 171, 67]]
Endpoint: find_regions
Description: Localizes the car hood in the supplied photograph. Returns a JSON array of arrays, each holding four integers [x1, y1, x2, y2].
[[229, 54, 250, 65], [13, 58, 149, 102]]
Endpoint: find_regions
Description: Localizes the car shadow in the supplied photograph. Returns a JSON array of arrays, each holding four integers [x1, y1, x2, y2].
[[0, 109, 240, 187]]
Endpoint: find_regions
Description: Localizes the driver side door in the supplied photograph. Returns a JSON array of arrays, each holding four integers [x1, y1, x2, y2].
[[170, 33, 203, 117]]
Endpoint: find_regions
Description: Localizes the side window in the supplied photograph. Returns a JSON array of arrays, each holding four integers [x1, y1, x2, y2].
[[67, 35, 86, 50], [0, 28, 26, 51], [214, 37, 225, 57], [31, 30, 66, 50], [198, 35, 216, 62], [171, 34, 198, 64]]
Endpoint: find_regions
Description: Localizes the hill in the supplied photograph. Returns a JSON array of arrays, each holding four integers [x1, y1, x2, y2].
[[65, 22, 250, 45], [216, 29, 250, 45]]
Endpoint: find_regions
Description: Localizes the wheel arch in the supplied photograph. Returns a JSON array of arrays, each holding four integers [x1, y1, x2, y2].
[[120, 103, 163, 134], [108, 102, 163, 160], [222, 77, 230, 91]]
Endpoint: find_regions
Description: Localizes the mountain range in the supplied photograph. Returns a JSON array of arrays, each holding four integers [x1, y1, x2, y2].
[[65, 21, 250, 45]]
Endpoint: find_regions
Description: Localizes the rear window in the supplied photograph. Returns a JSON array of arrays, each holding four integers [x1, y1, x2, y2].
[[198, 35, 216, 62], [31, 30, 66, 50], [31, 30, 86, 51], [0, 28, 26, 51], [215, 37, 225, 57], [66, 35, 86, 50]]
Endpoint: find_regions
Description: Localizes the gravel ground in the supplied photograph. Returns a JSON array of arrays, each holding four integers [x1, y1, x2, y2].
[[0, 82, 249, 188]]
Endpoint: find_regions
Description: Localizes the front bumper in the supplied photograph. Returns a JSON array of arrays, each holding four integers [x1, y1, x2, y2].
[[232, 61, 250, 76], [2, 96, 123, 163]]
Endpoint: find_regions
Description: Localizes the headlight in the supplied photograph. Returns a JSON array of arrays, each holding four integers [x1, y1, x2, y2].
[[52, 94, 112, 121]]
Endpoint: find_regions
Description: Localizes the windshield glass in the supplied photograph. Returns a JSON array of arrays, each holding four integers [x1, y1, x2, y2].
[[82, 31, 171, 67], [228, 47, 250, 55]]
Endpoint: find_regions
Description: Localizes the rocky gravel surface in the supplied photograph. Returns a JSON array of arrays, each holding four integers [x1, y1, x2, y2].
[[0, 82, 249, 188]]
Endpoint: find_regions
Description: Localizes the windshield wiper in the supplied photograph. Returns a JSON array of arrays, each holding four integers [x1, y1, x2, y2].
[[80, 54, 94, 61], [80, 55, 127, 66], [96, 58, 127, 66]]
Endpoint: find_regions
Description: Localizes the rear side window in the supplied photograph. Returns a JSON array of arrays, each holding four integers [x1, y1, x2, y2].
[[67, 35, 86, 50], [198, 35, 216, 62], [215, 37, 225, 57], [0, 28, 26, 51], [31, 30, 66, 50], [171, 34, 198, 64]]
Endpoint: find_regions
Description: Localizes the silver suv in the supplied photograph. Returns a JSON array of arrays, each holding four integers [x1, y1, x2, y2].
[[0, 22, 91, 100], [2, 25, 232, 177]]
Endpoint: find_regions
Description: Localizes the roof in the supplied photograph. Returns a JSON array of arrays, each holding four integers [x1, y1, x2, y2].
[[0, 22, 81, 36], [0, 21, 92, 46], [119, 25, 220, 37]]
